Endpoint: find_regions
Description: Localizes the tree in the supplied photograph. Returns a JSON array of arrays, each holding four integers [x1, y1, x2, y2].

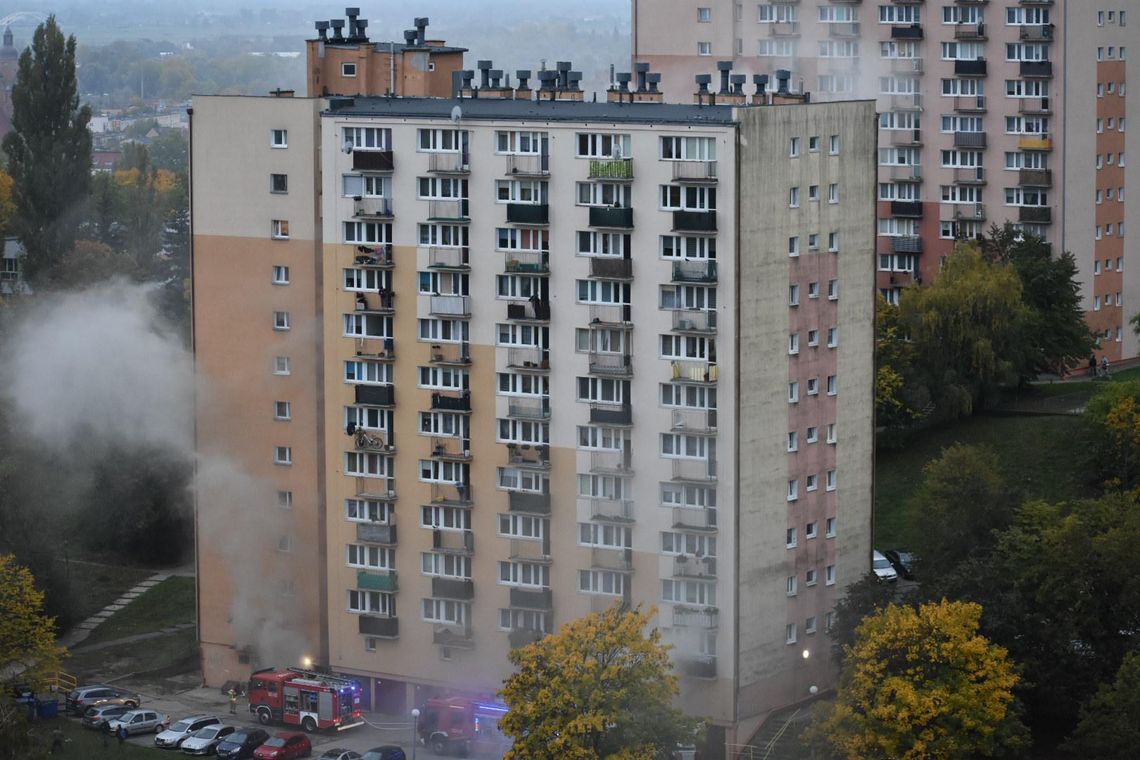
[[875, 297, 924, 428], [1084, 380, 1140, 490], [901, 244, 1029, 417], [829, 572, 903, 662], [982, 224, 1094, 378], [2, 16, 92, 285], [908, 443, 1012, 577], [808, 600, 1027, 760], [0, 554, 66, 686], [1064, 650, 1140, 759], [499, 603, 697, 759]]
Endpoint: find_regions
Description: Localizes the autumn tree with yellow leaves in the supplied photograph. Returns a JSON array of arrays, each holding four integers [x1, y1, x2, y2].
[[499, 603, 698, 760], [808, 600, 1027, 760], [0, 554, 66, 685]]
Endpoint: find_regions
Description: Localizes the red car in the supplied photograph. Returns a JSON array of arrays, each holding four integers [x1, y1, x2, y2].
[[253, 732, 311, 759]]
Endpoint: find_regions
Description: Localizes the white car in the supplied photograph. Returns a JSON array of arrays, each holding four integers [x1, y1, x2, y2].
[[108, 709, 169, 736], [156, 715, 221, 749], [873, 550, 899, 582], [181, 724, 237, 755]]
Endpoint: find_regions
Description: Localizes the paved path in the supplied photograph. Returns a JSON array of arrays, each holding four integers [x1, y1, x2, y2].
[[58, 572, 174, 649]]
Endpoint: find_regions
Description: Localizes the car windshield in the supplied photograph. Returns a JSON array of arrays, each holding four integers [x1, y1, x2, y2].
[[873, 557, 891, 569], [227, 731, 251, 743], [194, 726, 221, 739], [170, 720, 192, 732], [264, 737, 286, 747]]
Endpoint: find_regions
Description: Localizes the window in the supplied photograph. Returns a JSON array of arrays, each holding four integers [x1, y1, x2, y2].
[[789, 333, 800, 355], [273, 311, 290, 331], [346, 498, 392, 524], [579, 569, 626, 596], [344, 127, 392, 150], [786, 527, 798, 548], [789, 187, 800, 208], [789, 236, 800, 257], [788, 431, 799, 452], [697, 6, 711, 21], [807, 329, 819, 348], [805, 616, 817, 634], [787, 575, 798, 596], [270, 173, 287, 193], [788, 479, 799, 501], [806, 474, 818, 491], [273, 356, 291, 375], [826, 517, 836, 537], [342, 63, 357, 77], [829, 135, 839, 154], [826, 469, 837, 491], [498, 561, 550, 588], [347, 544, 394, 570], [827, 327, 838, 348], [274, 446, 292, 465], [790, 137, 801, 157], [347, 590, 394, 616], [809, 136, 820, 152], [807, 377, 819, 396], [806, 570, 817, 587], [271, 129, 287, 148], [827, 375, 837, 395], [828, 279, 839, 300], [805, 521, 817, 539], [828, 232, 839, 252], [788, 382, 799, 403], [786, 623, 797, 644], [422, 598, 468, 625], [271, 220, 289, 239], [809, 185, 820, 202], [826, 564, 836, 585], [580, 522, 631, 549], [698, 41, 712, 56], [272, 265, 289, 285], [274, 401, 291, 420], [806, 426, 818, 444], [808, 281, 819, 299], [828, 183, 839, 204], [808, 234, 819, 251], [277, 490, 293, 509]]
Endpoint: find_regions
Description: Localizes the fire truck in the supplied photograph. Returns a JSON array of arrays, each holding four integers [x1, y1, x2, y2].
[[417, 696, 508, 756], [247, 668, 363, 733]]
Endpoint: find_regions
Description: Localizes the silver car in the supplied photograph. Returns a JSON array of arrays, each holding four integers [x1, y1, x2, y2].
[[181, 724, 237, 755], [156, 715, 222, 749], [108, 709, 169, 736]]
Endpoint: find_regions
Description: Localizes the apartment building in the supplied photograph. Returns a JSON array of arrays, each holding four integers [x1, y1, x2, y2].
[[191, 53, 875, 748], [634, 1, 1139, 360]]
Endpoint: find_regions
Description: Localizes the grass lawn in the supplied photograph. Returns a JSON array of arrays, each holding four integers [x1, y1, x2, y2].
[[82, 576, 196, 646], [55, 561, 156, 629], [67, 627, 199, 682], [28, 712, 161, 758], [874, 413, 1094, 549]]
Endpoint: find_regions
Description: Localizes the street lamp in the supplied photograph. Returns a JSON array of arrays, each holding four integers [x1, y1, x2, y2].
[[410, 708, 420, 760]]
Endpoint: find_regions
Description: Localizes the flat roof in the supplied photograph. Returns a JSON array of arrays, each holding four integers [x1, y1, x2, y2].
[[312, 39, 468, 55], [322, 95, 740, 126]]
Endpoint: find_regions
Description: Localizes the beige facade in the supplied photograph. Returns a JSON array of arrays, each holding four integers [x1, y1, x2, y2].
[[191, 87, 875, 747]]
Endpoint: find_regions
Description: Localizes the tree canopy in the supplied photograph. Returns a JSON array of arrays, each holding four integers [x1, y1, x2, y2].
[[499, 603, 696, 759], [809, 600, 1026, 760], [1064, 650, 1140, 760], [1084, 380, 1140, 490], [0, 554, 66, 686]]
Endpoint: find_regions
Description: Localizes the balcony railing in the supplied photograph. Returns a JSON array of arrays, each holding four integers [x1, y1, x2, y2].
[[509, 587, 553, 610], [889, 93, 922, 110], [673, 210, 717, 233], [589, 257, 633, 279], [888, 128, 922, 146], [431, 437, 471, 462], [507, 399, 551, 420], [670, 361, 718, 383], [890, 200, 923, 218], [354, 244, 394, 268], [510, 537, 551, 561], [828, 21, 861, 37], [770, 20, 800, 36], [429, 342, 471, 366], [508, 628, 547, 648], [426, 246, 470, 270], [1018, 168, 1052, 187], [431, 482, 472, 506], [429, 295, 470, 317], [589, 304, 632, 325], [1019, 24, 1053, 40], [887, 164, 922, 182], [354, 290, 395, 313], [588, 158, 634, 181], [1017, 96, 1051, 114], [1019, 60, 1053, 77], [427, 199, 469, 221], [507, 444, 551, 469], [357, 570, 398, 592], [953, 94, 987, 112], [585, 497, 634, 522], [953, 166, 986, 184], [506, 153, 550, 176], [954, 58, 987, 77], [1018, 134, 1053, 151], [351, 426, 392, 453], [353, 197, 394, 219], [431, 391, 471, 411], [355, 384, 395, 406], [358, 615, 398, 638], [589, 403, 632, 425], [672, 458, 717, 482], [671, 161, 718, 183], [592, 547, 634, 572], [672, 309, 717, 333], [953, 203, 986, 221], [431, 577, 474, 600], [952, 23, 985, 39], [671, 506, 717, 530], [590, 449, 633, 475], [588, 352, 632, 377], [355, 477, 396, 502], [889, 57, 923, 74], [509, 490, 551, 514], [671, 260, 718, 283], [506, 346, 549, 370], [506, 203, 549, 225], [352, 150, 394, 172], [678, 656, 717, 679], [504, 251, 550, 274], [891, 236, 923, 253], [589, 206, 634, 229], [671, 408, 717, 433], [1018, 206, 1052, 224], [673, 556, 717, 578], [432, 625, 474, 649], [356, 522, 397, 545], [428, 151, 470, 173], [891, 24, 923, 39], [672, 605, 718, 629], [506, 299, 550, 321], [954, 131, 987, 148], [432, 527, 475, 554]]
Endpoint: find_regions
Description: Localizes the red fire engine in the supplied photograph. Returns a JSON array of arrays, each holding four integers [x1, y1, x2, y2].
[[417, 696, 508, 756], [247, 668, 363, 733]]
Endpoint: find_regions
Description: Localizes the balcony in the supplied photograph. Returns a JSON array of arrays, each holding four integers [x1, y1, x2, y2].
[[592, 547, 634, 572], [432, 625, 474, 649], [769, 21, 800, 36], [954, 59, 987, 77], [828, 21, 861, 37], [589, 304, 632, 325], [954, 166, 986, 184], [672, 458, 717, 482], [953, 95, 986, 113], [506, 203, 549, 226], [353, 197, 394, 220], [431, 392, 471, 411], [952, 203, 986, 221], [585, 497, 634, 522], [356, 522, 397, 545], [952, 23, 985, 39], [670, 361, 718, 384], [887, 164, 922, 182], [358, 615, 398, 638], [1019, 168, 1052, 187], [506, 399, 550, 420], [589, 257, 633, 280], [431, 577, 474, 601], [355, 384, 395, 407], [504, 251, 549, 274], [1018, 206, 1052, 224], [431, 437, 471, 462], [588, 158, 634, 181], [1018, 134, 1053, 151], [427, 151, 470, 174], [890, 57, 923, 74], [355, 477, 396, 502], [954, 131, 987, 148], [891, 236, 923, 253], [510, 587, 553, 610], [589, 206, 634, 230], [509, 491, 551, 514], [888, 93, 922, 110], [510, 537, 551, 562], [671, 408, 717, 433], [672, 309, 717, 333], [427, 199, 469, 221], [1018, 97, 1052, 115], [427, 246, 469, 270], [506, 299, 550, 321], [507, 444, 550, 470], [671, 260, 718, 283], [888, 129, 922, 146], [891, 24, 923, 39], [673, 210, 717, 233], [679, 657, 717, 679], [671, 161, 718, 183], [352, 150, 394, 172], [1020, 61, 1053, 78], [357, 570, 398, 592], [590, 449, 633, 475], [429, 342, 471, 366], [354, 244, 394, 268], [589, 403, 632, 426], [431, 482, 472, 506], [672, 605, 718, 629], [429, 295, 470, 317], [890, 200, 923, 218], [351, 426, 392, 453], [672, 506, 717, 531], [588, 352, 633, 377], [432, 527, 475, 554], [353, 337, 395, 362], [1019, 24, 1054, 41], [506, 347, 550, 371], [354, 290, 394, 314], [508, 628, 546, 649], [673, 556, 717, 578], [505, 153, 550, 176]]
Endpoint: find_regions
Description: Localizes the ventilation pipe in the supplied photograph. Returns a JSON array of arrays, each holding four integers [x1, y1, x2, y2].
[[477, 60, 492, 89], [315, 20, 329, 41], [414, 17, 429, 46], [345, 7, 359, 38], [329, 18, 345, 40], [556, 61, 571, 90], [646, 72, 661, 93], [730, 73, 746, 95], [635, 61, 650, 92], [516, 70, 532, 90], [717, 61, 732, 94], [776, 69, 791, 95]]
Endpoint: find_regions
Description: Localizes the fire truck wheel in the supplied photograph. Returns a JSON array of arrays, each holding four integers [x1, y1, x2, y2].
[[302, 717, 317, 734], [431, 736, 448, 755], [256, 707, 272, 725]]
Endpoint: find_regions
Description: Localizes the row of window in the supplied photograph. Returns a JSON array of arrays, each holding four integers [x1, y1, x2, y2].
[[789, 329, 840, 353], [786, 564, 837, 594], [787, 470, 838, 500], [786, 517, 838, 546], [1094, 222, 1126, 240]]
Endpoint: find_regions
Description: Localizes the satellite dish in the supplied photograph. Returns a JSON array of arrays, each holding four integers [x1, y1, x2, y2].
[[342, 139, 354, 154], [450, 105, 462, 123]]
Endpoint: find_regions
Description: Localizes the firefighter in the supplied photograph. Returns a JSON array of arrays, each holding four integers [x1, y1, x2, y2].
[[228, 688, 238, 714]]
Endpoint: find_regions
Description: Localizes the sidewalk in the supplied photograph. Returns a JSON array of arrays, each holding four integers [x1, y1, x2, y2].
[[59, 571, 173, 649]]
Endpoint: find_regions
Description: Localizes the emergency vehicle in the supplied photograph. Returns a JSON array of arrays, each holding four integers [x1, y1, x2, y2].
[[417, 696, 508, 756], [247, 668, 363, 733]]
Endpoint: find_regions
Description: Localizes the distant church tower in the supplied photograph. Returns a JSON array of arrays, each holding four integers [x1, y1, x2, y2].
[[0, 27, 20, 139]]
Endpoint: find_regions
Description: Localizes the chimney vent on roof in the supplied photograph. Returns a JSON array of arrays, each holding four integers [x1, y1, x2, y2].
[[730, 73, 746, 95], [315, 20, 329, 41], [717, 61, 732, 94], [477, 60, 492, 89], [538, 70, 558, 94], [695, 74, 711, 94], [556, 61, 571, 90], [516, 70, 532, 89], [345, 7, 359, 37], [615, 72, 632, 89], [567, 71, 582, 91], [776, 69, 791, 95], [754, 73, 768, 92], [646, 72, 662, 93], [329, 18, 345, 40], [414, 17, 429, 46], [356, 18, 368, 39], [490, 69, 504, 88], [460, 69, 475, 90], [634, 61, 650, 92]]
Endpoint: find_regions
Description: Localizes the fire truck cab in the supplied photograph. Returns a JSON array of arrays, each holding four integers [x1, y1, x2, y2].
[[247, 668, 363, 734], [417, 696, 507, 756]]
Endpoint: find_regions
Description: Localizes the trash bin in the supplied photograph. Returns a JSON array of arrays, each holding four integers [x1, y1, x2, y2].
[[36, 699, 59, 719]]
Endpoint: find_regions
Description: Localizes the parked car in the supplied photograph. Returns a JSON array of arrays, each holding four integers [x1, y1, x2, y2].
[[66, 685, 141, 714], [872, 550, 899, 582], [216, 728, 270, 759], [156, 715, 222, 749], [320, 750, 363, 760], [108, 709, 169, 736], [361, 748, 405, 760], [884, 549, 918, 580], [182, 724, 238, 755], [253, 732, 312, 759], [82, 704, 130, 730]]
